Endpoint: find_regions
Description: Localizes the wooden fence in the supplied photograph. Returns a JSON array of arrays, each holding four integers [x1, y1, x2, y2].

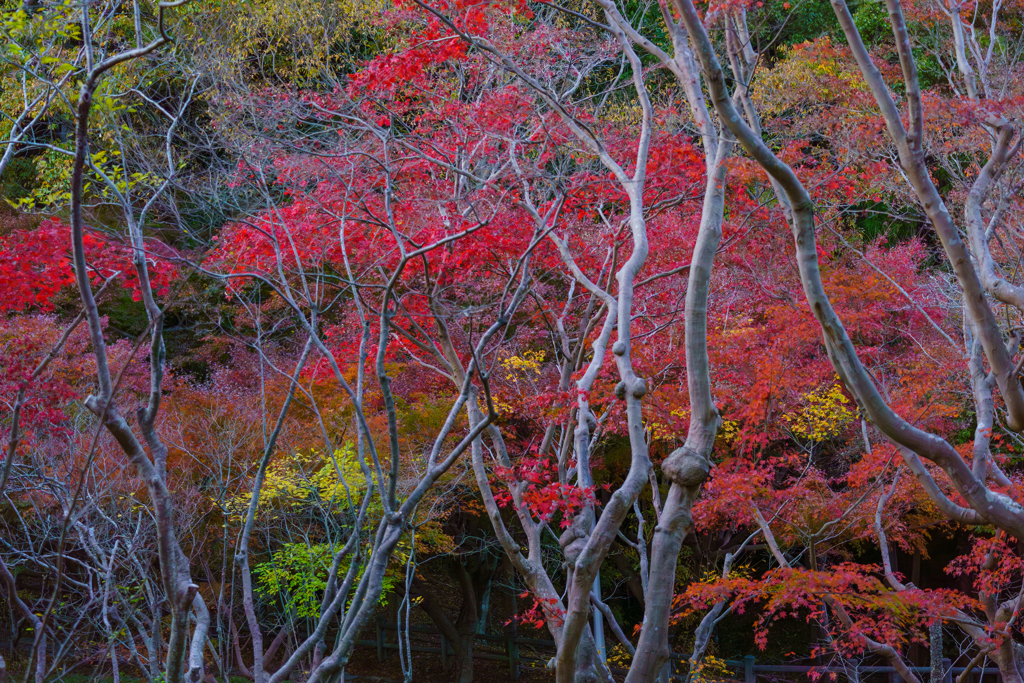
[[355, 622, 1004, 681]]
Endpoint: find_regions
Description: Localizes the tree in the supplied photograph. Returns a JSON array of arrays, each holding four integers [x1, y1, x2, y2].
[[3, 0, 1024, 680], [394, 0, 1024, 679], [665, 0, 1024, 677]]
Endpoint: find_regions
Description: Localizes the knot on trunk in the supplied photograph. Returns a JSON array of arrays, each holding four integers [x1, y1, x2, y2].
[[559, 525, 588, 565], [614, 377, 647, 400], [575, 411, 598, 439], [661, 447, 710, 488]]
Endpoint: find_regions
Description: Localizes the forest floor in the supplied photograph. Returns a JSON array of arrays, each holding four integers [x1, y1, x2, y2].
[[345, 646, 553, 682], [0, 651, 553, 683]]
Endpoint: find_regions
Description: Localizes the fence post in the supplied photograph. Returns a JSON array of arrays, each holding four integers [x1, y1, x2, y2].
[[441, 633, 447, 670], [506, 635, 519, 680], [376, 620, 384, 662], [942, 658, 953, 683], [849, 665, 859, 683], [744, 655, 755, 683]]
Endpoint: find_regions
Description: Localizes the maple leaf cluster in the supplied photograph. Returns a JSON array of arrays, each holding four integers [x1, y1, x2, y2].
[[0, 218, 177, 313]]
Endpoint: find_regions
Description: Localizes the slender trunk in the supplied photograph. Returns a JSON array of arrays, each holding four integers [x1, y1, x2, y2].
[[626, 129, 730, 683], [230, 616, 254, 680], [456, 633, 475, 683], [626, 487, 693, 681], [591, 572, 605, 662], [399, 578, 460, 671], [609, 546, 645, 607], [687, 602, 726, 683], [235, 338, 313, 683], [476, 575, 492, 634], [263, 628, 289, 669], [102, 546, 121, 683], [465, 398, 611, 683], [454, 563, 478, 683], [188, 597, 211, 683], [149, 615, 163, 681], [238, 563, 265, 683], [929, 623, 943, 683]]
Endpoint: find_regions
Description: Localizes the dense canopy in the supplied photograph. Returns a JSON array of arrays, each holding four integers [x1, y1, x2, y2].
[[1, 0, 1024, 681]]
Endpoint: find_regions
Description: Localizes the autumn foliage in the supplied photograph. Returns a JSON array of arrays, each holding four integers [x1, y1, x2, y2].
[[2, 0, 1024, 679]]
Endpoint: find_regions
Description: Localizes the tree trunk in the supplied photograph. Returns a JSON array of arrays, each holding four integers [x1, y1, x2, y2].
[[404, 579, 460, 672], [455, 631, 475, 683], [571, 631, 613, 683], [928, 622, 942, 683], [455, 562, 478, 683], [609, 546, 645, 608]]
